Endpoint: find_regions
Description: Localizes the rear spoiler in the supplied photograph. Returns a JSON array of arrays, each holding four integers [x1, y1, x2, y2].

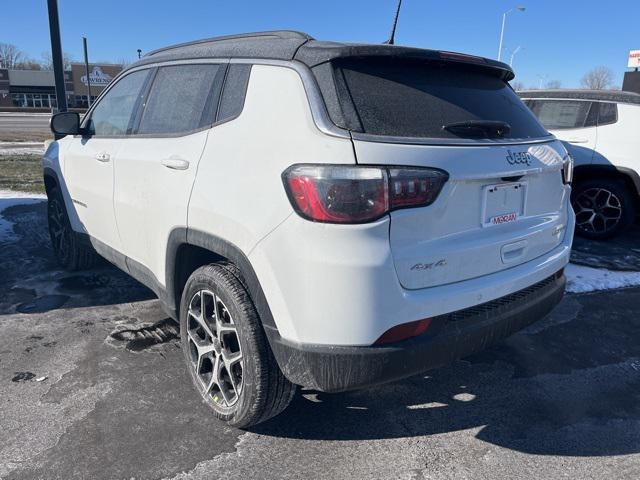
[[295, 42, 515, 81]]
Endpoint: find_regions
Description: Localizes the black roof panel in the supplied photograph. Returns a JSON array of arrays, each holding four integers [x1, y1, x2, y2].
[[127, 31, 312, 70], [125, 30, 514, 80]]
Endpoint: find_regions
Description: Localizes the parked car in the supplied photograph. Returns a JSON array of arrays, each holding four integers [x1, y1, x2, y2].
[[520, 89, 640, 239], [44, 31, 574, 427]]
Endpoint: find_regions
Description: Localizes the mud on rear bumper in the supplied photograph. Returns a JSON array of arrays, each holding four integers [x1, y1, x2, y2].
[[267, 271, 565, 392]]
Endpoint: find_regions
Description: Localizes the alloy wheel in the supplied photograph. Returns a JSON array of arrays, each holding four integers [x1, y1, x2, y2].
[[573, 187, 623, 235], [186, 289, 243, 407]]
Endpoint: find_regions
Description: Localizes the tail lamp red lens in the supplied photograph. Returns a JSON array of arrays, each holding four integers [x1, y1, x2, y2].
[[283, 165, 448, 224]]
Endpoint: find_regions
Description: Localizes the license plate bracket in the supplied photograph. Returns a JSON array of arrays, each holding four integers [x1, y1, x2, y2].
[[481, 182, 527, 227]]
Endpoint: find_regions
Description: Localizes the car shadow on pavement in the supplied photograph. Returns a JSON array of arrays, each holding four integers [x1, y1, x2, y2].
[[571, 224, 640, 271], [254, 288, 640, 457], [0, 199, 154, 315]]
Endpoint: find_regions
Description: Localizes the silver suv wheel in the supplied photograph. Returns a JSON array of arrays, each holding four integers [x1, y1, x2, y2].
[[180, 264, 296, 427], [186, 289, 243, 408]]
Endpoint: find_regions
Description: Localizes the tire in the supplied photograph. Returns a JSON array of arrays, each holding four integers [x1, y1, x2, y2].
[[47, 186, 98, 270], [571, 178, 636, 240], [179, 264, 295, 428]]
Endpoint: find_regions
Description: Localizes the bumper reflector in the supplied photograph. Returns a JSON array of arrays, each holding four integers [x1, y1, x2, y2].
[[374, 318, 432, 345]]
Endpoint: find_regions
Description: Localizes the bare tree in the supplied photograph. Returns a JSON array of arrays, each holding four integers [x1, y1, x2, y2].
[[545, 80, 562, 89], [0, 43, 24, 69], [15, 60, 42, 70], [581, 66, 614, 90], [116, 57, 132, 68], [41, 51, 74, 70], [510, 80, 525, 91]]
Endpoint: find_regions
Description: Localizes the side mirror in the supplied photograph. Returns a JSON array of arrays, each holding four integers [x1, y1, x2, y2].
[[50, 112, 82, 136]]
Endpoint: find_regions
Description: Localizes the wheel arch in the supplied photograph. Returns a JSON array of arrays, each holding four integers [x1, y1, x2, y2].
[[573, 164, 640, 203], [166, 229, 278, 332], [43, 167, 60, 196]]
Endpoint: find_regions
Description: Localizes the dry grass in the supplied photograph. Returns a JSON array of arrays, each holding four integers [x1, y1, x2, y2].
[[0, 155, 45, 193], [0, 130, 52, 143]]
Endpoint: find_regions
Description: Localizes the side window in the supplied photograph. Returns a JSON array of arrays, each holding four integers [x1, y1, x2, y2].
[[598, 102, 618, 126], [217, 64, 251, 123], [86, 69, 150, 136], [137, 64, 222, 135], [528, 100, 594, 130]]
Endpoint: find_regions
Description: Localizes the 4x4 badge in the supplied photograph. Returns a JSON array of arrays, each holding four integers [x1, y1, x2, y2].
[[410, 259, 447, 271]]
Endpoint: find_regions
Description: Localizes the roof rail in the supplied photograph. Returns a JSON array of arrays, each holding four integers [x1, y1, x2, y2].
[[145, 30, 314, 58]]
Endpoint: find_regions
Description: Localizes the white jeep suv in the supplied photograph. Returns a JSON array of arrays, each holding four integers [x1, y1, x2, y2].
[[520, 89, 640, 239], [44, 31, 574, 427]]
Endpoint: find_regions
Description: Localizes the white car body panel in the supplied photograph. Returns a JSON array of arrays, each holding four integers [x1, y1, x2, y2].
[[353, 140, 569, 290], [557, 122, 597, 161], [113, 130, 210, 285], [251, 203, 573, 345], [188, 65, 355, 256], [590, 103, 640, 170], [63, 136, 124, 251]]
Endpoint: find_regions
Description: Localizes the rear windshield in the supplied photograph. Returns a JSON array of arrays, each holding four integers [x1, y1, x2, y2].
[[331, 59, 549, 140]]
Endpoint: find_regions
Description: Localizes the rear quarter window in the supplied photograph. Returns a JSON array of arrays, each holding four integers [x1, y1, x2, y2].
[[329, 58, 549, 140], [597, 102, 618, 126], [217, 64, 251, 123]]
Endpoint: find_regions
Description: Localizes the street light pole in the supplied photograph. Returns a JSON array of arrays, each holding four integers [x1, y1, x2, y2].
[[46, 0, 67, 112], [509, 46, 522, 67], [497, 6, 525, 62], [537, 74, 548, 89]]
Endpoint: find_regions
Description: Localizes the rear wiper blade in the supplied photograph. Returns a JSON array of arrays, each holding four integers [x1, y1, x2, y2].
[[442, 120, 511, 138]]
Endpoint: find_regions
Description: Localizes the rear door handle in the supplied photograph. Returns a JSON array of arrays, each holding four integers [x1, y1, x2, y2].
[[161, 156, 190, 170], [566, 138, 588, 144], [95, 152, 110, 162]]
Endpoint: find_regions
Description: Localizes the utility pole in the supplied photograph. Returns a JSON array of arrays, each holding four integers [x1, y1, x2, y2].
[[497, 6, 525, 62], [509, 46, 522, 67], [137, 49, 142, 59], [83, 36, 92, 107], [47, 0, 67, 112], [537, 74, 548, 89]]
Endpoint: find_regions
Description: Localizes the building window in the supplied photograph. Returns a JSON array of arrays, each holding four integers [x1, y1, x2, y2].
[[11, 93, 57, 109], [11, 93, 27, 107]]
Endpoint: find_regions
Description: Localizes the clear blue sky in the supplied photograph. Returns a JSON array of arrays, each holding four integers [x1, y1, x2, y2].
[[3, 0, 639, 88]]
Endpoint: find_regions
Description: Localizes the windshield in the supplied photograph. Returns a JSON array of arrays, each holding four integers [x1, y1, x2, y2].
[[331, 58, 550, 140]]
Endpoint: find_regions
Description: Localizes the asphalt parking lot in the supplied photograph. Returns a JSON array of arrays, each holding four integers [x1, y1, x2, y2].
[[2, 199, 640, 480]]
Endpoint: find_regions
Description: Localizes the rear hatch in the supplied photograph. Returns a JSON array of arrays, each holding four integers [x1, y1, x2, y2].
[[326, 56, 569, 289]]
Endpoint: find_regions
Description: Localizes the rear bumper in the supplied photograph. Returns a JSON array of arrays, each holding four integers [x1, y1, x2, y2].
[[267, 271, 565, 392]]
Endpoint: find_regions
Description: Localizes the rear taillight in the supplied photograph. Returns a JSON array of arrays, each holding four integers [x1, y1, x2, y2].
[[282, 165, 448, 224]]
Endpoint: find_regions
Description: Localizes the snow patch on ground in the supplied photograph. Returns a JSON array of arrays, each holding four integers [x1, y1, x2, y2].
[[565, 263, 640, 293], [0, 142, 45, 156], [0, 190, 46, 243]]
